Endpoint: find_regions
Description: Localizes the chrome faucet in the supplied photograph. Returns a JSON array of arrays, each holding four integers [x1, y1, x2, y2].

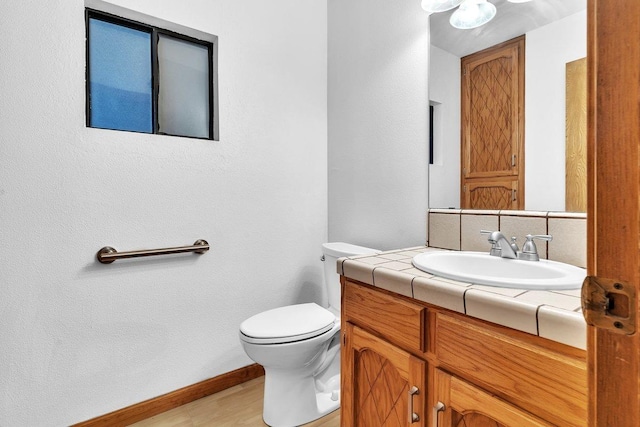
[[480, 230, 517, 259], [480, 230, 553, 261]]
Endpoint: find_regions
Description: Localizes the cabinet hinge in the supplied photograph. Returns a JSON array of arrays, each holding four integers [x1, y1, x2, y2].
[[582, 276, 636, 335]]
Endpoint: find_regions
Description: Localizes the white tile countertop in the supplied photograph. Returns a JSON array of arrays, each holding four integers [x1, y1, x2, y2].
[[338, 246, 587, 350]]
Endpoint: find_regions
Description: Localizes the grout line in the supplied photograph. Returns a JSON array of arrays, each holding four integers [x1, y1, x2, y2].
[[535, 304, 542, 336], [462, 288, 470, 314], [546, 215, 550, 260], [458, 211, 462, 250]]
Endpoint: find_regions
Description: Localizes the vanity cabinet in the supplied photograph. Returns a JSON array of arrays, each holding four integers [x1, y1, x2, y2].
[[341, 278, 587, 427]]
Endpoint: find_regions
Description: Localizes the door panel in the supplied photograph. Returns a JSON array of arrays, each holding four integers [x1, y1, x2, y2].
[[565, 57, 587, 212], [433, 369, 552, 427], [342, 323, 426, 427], [461, 36, 524, 210], [463, 178, 518, 210]]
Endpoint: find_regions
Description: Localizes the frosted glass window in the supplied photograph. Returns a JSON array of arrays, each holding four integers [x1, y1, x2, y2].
[[158, 35, 210, 139], [88, 18, 153, 133], [86, 9, 218, 140]]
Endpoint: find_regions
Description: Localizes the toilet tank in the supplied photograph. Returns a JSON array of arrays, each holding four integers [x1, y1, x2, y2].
[[322, 242, 380, 314]]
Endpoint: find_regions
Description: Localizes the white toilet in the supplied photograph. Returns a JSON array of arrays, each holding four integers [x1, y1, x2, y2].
[[239, 242, 380, 427]]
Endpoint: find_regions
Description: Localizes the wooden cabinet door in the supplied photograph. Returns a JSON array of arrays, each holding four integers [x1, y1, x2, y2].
[[342, 323, 426, 427], [432, 369, 552, 427], [461, 36, 524, 210]]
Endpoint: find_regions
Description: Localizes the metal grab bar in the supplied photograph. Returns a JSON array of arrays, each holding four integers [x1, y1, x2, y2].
[[97, 240, 209, 264]]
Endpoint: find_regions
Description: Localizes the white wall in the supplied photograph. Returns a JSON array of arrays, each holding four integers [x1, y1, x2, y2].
[[327, 0, 430, 250], [525, 10, 587, 211], [428, 45, 460, 209], [0, 1, 327, 425]]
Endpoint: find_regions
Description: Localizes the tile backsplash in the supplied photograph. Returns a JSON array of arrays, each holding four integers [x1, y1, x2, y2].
[[428, 211, 462, 250], [427, 209, 587, 268]]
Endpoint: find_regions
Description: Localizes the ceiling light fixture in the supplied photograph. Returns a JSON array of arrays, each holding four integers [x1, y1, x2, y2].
[[420, 0, 463, 13], [422, 0, 534, 30], [449, 0, 496, 29]]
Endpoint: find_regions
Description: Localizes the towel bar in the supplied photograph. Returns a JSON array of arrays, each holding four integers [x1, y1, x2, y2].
[[97, 240, 209, 264]]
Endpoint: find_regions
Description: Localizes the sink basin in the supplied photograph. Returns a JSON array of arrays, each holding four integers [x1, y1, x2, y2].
[[412, 251, 586, 290]]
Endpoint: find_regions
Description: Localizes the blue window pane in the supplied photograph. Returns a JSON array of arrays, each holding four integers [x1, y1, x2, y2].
[[88, 18, 152, 133]]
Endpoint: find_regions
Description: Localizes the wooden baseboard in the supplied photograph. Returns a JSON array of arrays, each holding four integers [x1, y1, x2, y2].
[[72, 363, 265, 427]]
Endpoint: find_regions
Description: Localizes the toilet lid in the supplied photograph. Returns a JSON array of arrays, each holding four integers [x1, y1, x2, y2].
[[240, 303, 336, 343]]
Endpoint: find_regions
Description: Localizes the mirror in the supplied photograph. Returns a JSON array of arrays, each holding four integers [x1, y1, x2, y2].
[[428, 0, 587, 211]]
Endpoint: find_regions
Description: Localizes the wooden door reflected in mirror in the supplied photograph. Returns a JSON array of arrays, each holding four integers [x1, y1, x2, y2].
[[461, 37, 525, 210], [566, 57, 587, 212]]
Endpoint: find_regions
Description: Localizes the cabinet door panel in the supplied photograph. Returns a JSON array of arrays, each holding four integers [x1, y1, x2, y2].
[[434, 369, 552, 427], [435, 313, 587, 426], [342, 323, 426, 427], [463, 178, 519, 210]]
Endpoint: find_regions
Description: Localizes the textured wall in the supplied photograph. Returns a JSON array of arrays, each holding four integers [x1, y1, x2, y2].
[[0, 0, 327, 425], [428, 45, 460, 210], [327, 0, 430, 251]]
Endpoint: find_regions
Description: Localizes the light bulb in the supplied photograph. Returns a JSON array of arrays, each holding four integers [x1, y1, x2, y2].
[[449, 0, 497, 29]]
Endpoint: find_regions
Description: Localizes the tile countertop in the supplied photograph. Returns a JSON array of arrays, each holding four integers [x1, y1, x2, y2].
[[337, 246, 587, 350]]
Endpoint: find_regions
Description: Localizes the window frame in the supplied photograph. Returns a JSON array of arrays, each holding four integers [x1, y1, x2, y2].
[[85, 8, 218, 141]]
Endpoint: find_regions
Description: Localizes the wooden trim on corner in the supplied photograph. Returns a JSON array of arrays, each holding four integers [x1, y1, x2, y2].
[[72, 364, 264, 427]]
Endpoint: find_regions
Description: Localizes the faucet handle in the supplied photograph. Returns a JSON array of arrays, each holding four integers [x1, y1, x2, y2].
[[519, 234, 553, 261], [527, 234, 553, 242]]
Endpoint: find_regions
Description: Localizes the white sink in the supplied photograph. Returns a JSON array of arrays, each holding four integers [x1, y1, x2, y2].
[[412, 251, 586, 290]]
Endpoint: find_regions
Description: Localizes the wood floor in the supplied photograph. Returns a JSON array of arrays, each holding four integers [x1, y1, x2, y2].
[[129, 376, 340, 427]]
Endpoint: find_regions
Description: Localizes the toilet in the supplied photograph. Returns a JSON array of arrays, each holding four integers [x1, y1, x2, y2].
[[239, 242, 380, 427]]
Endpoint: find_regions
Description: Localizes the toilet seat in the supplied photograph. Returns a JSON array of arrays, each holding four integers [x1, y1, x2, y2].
[[240, 303, 336, 344]]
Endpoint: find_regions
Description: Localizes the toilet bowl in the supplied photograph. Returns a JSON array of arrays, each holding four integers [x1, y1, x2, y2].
[[239, 242, 380, 427]]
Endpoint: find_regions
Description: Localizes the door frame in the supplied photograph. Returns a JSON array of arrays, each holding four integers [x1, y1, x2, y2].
[[587, 1, 640, 425]]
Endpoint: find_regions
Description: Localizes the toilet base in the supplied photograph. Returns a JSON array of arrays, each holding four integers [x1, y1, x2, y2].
[[262, 338, 341, 427], [263, 370, 340, 427]]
